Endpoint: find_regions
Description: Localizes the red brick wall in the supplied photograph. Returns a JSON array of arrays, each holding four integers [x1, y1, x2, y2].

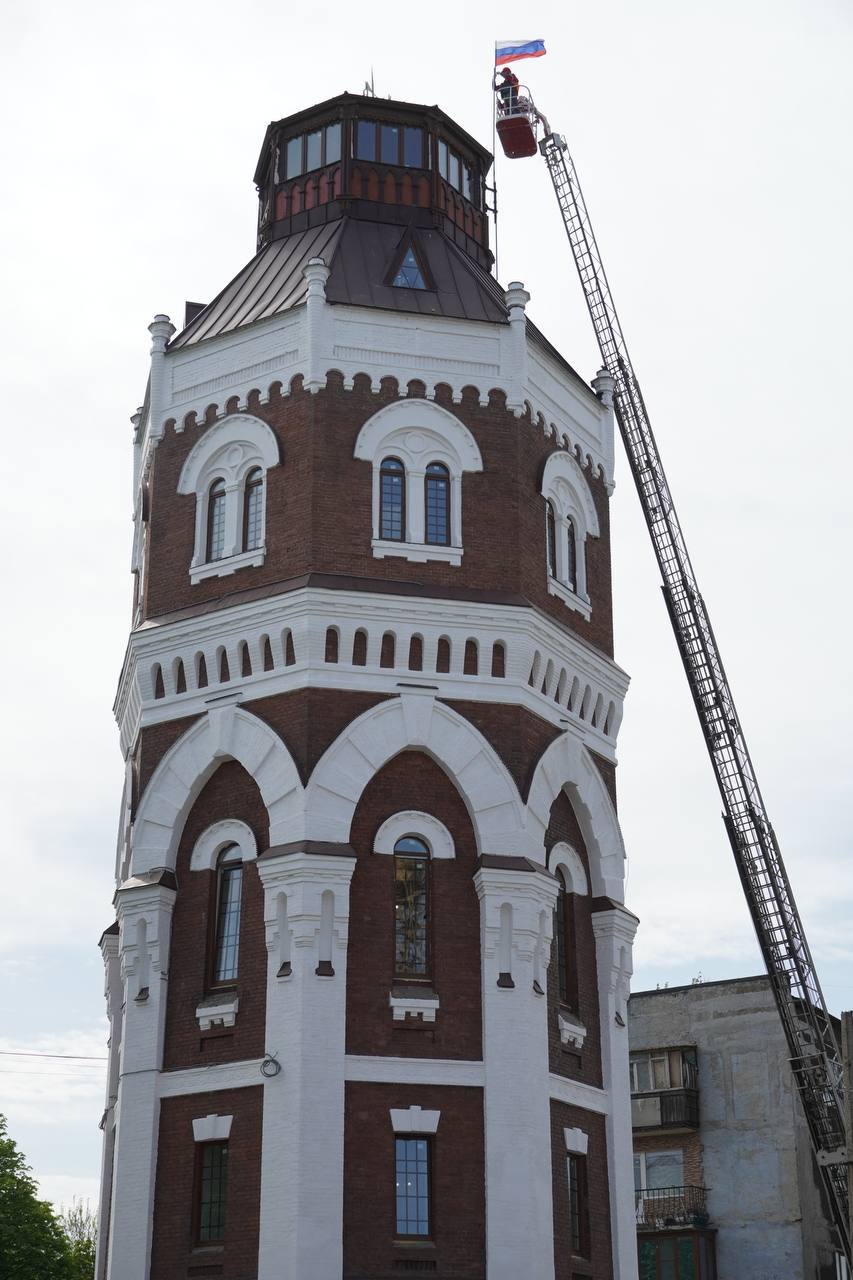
[[344, 1081, 485, 1279], [151, 1085, 263, 1280], [163, 762, 268, 1072], [346, 751, 482, 1061], [444, 698, 561, 803], [550, 1101, 612, 1280], [142, 378, 613, 658], [545, 792, 602, 1088]]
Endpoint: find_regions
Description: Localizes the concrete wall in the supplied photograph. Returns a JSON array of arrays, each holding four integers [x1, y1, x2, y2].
[[629, 977, 839, 1280]]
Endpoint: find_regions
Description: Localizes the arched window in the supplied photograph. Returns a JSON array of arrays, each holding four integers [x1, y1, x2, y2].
[[394, 836, 429, 979], [243, 467, 264, 551], [554, 868, 578, 1012], [213, 846, 243, 984], [566, 517, 578, 593], [546, 501, 557, 578], [380, 458, 406, 541], [424, 462, 450, 546], [206, 479, 227, 561]]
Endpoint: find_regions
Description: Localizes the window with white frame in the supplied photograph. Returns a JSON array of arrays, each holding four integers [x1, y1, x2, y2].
[[633, 1149, 684, 1192], [177, 413, 281, 584], [354, 400, 483, 566], [540, 450, 599, 619]]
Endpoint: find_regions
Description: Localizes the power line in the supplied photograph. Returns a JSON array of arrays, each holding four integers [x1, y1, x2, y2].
[[0, 1050, 107, 1061]]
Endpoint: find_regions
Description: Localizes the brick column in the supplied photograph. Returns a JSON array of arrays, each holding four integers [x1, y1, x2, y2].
[[256, 847, 357, 1280], [475, 858, 559, 1279]]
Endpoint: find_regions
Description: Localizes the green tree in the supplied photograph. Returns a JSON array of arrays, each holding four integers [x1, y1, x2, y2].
[[0, 1114, 73, 1279], [59, 1198, 97, 1280]]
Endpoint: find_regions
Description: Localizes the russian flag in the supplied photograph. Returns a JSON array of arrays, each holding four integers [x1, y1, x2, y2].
[[495, 38, 546, 66]]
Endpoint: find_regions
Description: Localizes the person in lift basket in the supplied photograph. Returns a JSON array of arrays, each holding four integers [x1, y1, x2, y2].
[[494, 66, 519, 113]]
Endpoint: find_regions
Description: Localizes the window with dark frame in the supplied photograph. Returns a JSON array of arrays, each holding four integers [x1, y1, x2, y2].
[[424, 462, 450, 545], [392, 246, 428, 290], [554, 869, 579, 1013], [353, 120, 425, 168], [243, 467, 264, 551], [213, 847, 242, 984], [206, 479, 227, 561], [567, 1153, 590, 1257], [196, 1141, 228, 1243], [393, 837, 429, 979], [283, 121, 342, 179], [395, 1136, 430, 1237], [566, 517, 578, 592], [546, 500, 557, 577], [379, 457, 405, 541]]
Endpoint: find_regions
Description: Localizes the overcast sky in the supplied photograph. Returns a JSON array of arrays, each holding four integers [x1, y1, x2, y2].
[[1, 0, 851, 1213]]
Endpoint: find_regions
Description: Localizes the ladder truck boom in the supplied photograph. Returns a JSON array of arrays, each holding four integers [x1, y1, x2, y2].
[[502, 96, 849, 1259]]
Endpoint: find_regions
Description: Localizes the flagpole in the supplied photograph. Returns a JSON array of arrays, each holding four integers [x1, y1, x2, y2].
[[490, 43, 499, 282]]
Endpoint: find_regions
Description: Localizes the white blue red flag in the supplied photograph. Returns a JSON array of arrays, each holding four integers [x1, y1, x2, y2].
[[495, 39, 546, 66]]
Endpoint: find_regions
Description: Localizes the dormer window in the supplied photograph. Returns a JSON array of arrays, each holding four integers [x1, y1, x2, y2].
[[392, 247, 427, 290]]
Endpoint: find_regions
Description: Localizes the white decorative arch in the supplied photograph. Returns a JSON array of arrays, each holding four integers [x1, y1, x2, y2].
[[190, 819, 258, 871], [354, 400, 484, 565], [178, 413, 281, 583], [373, 811, 455, 860], [304, 693, 525, 855], [541, 450, 599, 538], [178, 413, 281, 495], [549, 841, 589, 896], [525, 731, 625, 899], [131, 705, 303, 877]]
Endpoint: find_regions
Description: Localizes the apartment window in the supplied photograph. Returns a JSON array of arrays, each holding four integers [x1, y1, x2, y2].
[[631, 1051, 672, 1092], [243, 468, 264, 551], [393, 837, 429, 978], [634, 1149, 684, 1192], [213, 847, 242, 983], [395, 1137, 430, 1237], [196, 1141, 228, 1243], [567, 1153, 590, 1256], [206, 479, 227, 561], [379, 457, 406, 540], [424, 462, 450, 545]]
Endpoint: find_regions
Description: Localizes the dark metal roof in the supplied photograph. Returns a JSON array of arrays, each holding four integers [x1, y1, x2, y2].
[[167, 215, 595, 400], [170, 221, 344, 349]]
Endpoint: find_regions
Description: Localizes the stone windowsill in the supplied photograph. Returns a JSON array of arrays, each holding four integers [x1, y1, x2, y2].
[[372, 538, 462, 567], [547, 576, 592, 620], [389, 987, 440, 1023], [190, 546, 266, 584], [196, 993, 239, 1031]]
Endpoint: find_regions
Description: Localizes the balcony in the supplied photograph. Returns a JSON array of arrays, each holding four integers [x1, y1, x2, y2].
[[635, 1185, 709, 1231], [631, 1086, 700, 1131]]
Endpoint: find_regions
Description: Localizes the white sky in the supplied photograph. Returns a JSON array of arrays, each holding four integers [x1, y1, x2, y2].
[[1, 0, 851, 1212]]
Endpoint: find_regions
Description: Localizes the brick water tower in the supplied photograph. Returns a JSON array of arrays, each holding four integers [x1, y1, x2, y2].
[[96, 91, 639, 1280]]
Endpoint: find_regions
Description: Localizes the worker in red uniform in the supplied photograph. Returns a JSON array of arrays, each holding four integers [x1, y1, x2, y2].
[[494, 66, 519, 113]]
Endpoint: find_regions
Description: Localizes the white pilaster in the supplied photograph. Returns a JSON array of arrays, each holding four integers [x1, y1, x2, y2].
[[303, 257, 331, 394], [94, 929, 122, 1280], [503, 281, 530, 416], [106, 878, 176, 1280], [256, 849, 357, 1280], [147, 314, 175, 442], [475, 860, 559, 1280], [592, 904, 640, 1280]]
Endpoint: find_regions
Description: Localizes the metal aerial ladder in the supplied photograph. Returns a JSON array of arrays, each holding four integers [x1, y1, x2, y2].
[[506, 97, 850, 1260]]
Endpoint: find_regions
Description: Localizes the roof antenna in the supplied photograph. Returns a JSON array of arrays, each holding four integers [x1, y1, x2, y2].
[[363, 69, 375, 97]]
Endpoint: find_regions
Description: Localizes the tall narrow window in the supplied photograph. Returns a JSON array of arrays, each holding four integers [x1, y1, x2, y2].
[[395, 1137, 430, 1237], [546, 501, 557, 577], [393, 837, 429, 978], [243, 467, 263, 551], [567, 1154, 590, 1256], [554, 869, 579, 1011], [206, 479, 227, 561], [379, 458, 405, 540], [213, 847, 242, 983], [566, 517, 578, 592], [424, 462, 450, 545], [196, 1142, 228, 1243]]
